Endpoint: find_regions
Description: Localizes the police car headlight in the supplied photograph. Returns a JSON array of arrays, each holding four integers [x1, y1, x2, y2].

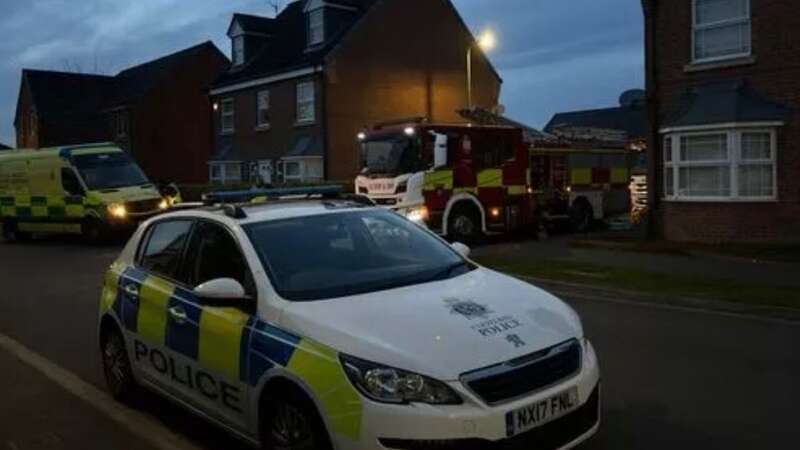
[[405, 206, 429, 224], [107, 203, 127, 219], [340, 355, 461, 405]]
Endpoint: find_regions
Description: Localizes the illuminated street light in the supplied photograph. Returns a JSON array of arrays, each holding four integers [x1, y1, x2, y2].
[[477, 29, 497, 53]]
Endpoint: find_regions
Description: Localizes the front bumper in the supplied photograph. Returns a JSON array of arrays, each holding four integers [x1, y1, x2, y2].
[[333, 340, 601, 450]]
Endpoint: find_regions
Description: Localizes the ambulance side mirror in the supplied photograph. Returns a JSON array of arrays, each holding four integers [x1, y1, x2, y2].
[[431, 132, 448, 169], [193, 278, 249, 302], [451, 242, 471, 258]]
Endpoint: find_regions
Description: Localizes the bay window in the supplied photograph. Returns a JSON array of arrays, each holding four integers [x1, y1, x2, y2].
[[693, 0, 751, 62], [663, 129, 776, 201]]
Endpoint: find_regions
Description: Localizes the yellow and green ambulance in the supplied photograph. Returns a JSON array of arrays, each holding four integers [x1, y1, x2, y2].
[[0, 143, 168, 241]]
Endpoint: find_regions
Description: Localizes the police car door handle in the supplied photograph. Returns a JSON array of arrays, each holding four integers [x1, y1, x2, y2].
[[123, 284, 139, 298], [168, 306, 188, 325]]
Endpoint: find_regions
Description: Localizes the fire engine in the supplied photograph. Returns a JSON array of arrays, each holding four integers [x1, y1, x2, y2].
[[355, 122, 536, 241]]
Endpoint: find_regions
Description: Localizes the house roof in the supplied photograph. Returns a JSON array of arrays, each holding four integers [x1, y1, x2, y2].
[[230, 13, 277, 35], [19, 41, 226, 123], [545, 104, 647, 142], [662, 80, 791, 129], [214, 1, 377, 90], [458, 107, 551, 143]]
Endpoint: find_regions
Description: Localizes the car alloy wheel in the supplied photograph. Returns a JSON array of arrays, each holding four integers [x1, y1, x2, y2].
[[102, 332, 132, 399], [270, 402, 316, 450]]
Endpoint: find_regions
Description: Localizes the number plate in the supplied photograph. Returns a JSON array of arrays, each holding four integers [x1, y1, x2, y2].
[[505, 387, 579, 437]]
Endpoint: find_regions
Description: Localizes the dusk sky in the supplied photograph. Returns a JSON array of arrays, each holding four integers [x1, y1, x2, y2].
[[0, 0, 644, 147]]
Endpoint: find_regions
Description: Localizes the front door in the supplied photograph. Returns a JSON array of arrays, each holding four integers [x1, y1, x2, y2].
[[258, 160, 273, 186]]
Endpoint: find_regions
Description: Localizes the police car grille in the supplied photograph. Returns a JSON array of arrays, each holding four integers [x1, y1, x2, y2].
[[463, 339, 582, 405], [127, 199, 160, 214], [378, 385, 599, 450]]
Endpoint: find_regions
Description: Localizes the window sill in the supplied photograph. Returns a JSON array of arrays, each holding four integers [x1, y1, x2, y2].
[[684, 55, 756, 73], [220, 130, 235, 136], [255, 124, 271, 132], [663, 197, 777, 203], [294, 120, 316, 128]]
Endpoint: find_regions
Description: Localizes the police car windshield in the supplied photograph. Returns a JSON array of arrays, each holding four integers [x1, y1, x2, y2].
[[72, 153, 149, 190], [244, 210, 473, 301]]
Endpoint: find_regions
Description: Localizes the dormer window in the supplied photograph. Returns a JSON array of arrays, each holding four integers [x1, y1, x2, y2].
[[232, 35, 245, 66], [308, 9, 325, 46]]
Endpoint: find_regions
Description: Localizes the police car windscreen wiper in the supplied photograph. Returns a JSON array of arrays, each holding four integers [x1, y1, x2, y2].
[[425, 261, 471, 283]]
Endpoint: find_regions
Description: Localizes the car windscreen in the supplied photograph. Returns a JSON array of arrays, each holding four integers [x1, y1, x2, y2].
[[72, 152, 149, 190], [244, 210, 473, 301], [362, 136, 420, 176]]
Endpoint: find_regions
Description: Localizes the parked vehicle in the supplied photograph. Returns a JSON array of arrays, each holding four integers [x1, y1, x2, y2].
[[0, 143, 167, 241], [97, 186, 600, 450], [530, 145, 633, 231], [355, 123, 536, 242]]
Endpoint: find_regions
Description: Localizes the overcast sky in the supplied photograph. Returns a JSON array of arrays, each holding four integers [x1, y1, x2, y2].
[[0, 0, 643, 147]]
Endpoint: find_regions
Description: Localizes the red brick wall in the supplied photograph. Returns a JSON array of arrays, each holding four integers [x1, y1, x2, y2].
[[324, 0, 502, 180], [645, 0, 800, 243], [132, 48, 229, 184]]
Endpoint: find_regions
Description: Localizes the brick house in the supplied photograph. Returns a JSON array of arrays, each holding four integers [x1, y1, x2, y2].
[[642, 0, 799, 242], [209, 0, 501, 185], [14, 42, 230, 184]]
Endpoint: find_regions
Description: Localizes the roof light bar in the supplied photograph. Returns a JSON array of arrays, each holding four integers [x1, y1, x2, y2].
[[203, 185, 345, 205]]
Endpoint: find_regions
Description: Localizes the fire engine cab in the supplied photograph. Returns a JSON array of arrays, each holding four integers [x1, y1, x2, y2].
[[355, 123, 536, 241]]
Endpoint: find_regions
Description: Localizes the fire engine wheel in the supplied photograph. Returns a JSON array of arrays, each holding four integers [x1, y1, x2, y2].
[[1, 220, 31, 242], [570, 199, 594, 232], [448, 206, 483, 244]]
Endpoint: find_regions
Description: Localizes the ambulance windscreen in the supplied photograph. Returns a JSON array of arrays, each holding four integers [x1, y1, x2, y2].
[[72, 152, 150, 190]]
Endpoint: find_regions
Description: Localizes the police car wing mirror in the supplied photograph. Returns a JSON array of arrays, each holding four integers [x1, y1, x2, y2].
[[451, 242, 471, 258], [193, 278, 248, 301]]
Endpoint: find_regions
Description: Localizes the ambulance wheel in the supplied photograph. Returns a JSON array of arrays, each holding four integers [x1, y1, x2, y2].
[[83, 219, 108, 243], [101, 327, 137, 402], [261, 388, 332, 450], [447, 204, 483, 244], [570, 199, 594, 232], [1, 220, 31, 242]]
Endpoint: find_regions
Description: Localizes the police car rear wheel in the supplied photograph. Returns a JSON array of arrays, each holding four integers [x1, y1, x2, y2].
[[101, 330, 136, 401], [262, 392, 331, 450]]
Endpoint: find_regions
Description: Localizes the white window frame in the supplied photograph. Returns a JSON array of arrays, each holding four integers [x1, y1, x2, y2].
[[282, 160, 304, 182], [308, 8, 325, 46], [692, 0, 751, 64], [232, 35, 245, 66], [296, 81, 316, 124], [256, 90, 270, 129], [220, 98, 235, 134], [209, 162, 242, 185], [663, 128, 777, 202]]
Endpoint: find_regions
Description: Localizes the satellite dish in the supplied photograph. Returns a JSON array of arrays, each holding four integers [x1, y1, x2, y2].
[[619, 89, 645, 107]]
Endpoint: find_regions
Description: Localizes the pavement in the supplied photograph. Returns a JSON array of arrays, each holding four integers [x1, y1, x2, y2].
[[1, 235, 799, 449], [473, 235, 800, 288]]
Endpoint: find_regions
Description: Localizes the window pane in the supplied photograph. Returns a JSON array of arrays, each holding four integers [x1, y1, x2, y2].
[[678, 166, 730, 197], [695, 22, 750, 59], [141, 221, 193, 280], [663, 137, 673, 162], [696, 0, 748, 24], [741, 132, 771, 160], [224, 164, 240, 179], [285, 162, 300, 176], [738, 164, 773, 197], [680, 134, 728, 161], [665, 167, 674, 196], [185, 222, 251, 292]]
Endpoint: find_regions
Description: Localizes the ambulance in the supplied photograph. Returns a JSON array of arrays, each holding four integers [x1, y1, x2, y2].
[[97, 186, 600, 450], [0, 143, 167, 241]]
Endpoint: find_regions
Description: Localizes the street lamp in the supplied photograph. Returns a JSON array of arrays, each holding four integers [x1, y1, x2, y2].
[[467, 28, 497, 110]]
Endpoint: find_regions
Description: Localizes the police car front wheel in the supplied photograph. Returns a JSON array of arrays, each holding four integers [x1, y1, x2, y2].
[[101, 329, 137, 402], [262, 391, 332, 450]]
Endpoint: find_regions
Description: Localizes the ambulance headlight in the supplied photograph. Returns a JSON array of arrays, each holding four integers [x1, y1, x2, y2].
[[107, 203, 127, 219], [340, 355, 462, 405], [158, 199, 169, 210]]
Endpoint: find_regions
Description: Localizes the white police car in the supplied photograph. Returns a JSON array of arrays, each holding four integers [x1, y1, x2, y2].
[[97, 187, 600, 450]]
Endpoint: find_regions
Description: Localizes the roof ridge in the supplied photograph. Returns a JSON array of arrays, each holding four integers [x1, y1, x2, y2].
[[116, 41, 215, 77], [22, 68, 114, 79]]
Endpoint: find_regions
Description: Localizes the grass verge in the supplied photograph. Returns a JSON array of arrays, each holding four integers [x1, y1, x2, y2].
[[473, 256, 800, 310]]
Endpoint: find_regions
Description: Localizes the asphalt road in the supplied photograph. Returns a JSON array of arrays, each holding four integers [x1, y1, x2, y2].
[[0, 237, 798, 449]]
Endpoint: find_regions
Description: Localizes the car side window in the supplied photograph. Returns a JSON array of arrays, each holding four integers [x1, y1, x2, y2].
[[139, 220, 194, 281], [61, 168, 84, 196], [184, 221, 254, 296]]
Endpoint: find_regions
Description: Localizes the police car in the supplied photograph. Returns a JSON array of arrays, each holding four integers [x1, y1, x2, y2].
[[97, 186, 600, 450]]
